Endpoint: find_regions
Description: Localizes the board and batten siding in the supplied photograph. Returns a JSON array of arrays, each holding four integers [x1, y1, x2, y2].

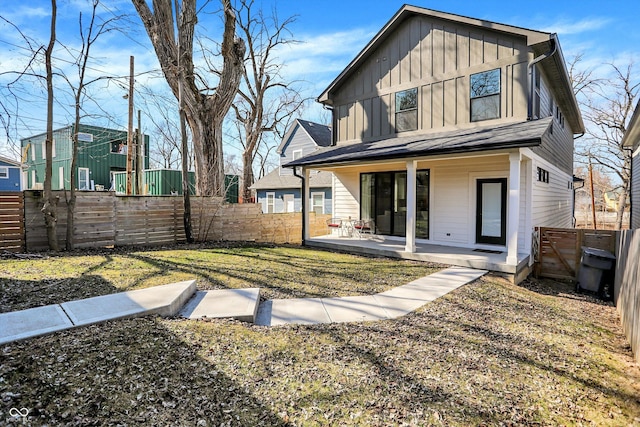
[[632, 147, 640, 228], [332, 15, 531, 143]]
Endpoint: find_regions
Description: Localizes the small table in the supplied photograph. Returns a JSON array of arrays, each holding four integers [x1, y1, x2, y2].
[[342, 219, 356, 237]]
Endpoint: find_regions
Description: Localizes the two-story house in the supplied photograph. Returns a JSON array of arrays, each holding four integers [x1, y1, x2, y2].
[[251, 119, 333, 214], [286, 5, 584, 276], [0, 156, 22, 191], [21, 124, 149, 191], [623, 101, 640, 229]]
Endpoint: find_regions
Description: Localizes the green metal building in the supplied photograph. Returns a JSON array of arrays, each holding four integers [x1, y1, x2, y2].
[[113, 169, 239, 203], [21, 124, 149, 191], [113, 169, 195, 195]]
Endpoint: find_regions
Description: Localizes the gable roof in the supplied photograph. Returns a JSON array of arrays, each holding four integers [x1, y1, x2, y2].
[[0, 155, 21, 167], [623, 100, 640, 150], [276, 119, 332, 155], [317, 4, 583, 134], [284, 117, 552, 168]]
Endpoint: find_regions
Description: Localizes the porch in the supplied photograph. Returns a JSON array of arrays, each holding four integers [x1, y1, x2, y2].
[[306, 234, 531, 282]]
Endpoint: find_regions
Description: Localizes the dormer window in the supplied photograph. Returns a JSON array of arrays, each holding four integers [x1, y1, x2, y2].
[[470, 68, 501, 121], [395, 88, 418, 132]]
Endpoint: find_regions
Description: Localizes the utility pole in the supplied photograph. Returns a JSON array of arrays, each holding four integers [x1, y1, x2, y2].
[[126, 55, 134, 195], [588, 155, 597, 230], [136, 109, 143, 195]]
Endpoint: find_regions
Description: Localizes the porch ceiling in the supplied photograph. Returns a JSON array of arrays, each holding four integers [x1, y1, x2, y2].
[[284, 117, 551, 169]]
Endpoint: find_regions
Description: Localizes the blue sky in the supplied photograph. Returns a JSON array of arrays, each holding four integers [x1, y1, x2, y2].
[[1, 0, 638, 164]]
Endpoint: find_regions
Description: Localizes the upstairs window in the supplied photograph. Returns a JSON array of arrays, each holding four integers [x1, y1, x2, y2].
[[395, 88, 418, 132], [470, 69, 501, 121]]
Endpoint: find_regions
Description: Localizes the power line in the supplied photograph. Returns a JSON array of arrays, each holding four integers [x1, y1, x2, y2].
[[0, 38, 162, 84]]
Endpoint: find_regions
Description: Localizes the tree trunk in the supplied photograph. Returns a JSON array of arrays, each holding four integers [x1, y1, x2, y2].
[[132, 0, 245, 197], [43, 0, 59, 251], [241, 149, 254, 203], [615, 175, 630, 230], [180, 107, 193, 243], [66, 132, 77, 250]]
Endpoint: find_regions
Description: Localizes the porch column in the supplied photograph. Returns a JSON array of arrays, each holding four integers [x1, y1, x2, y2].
[[507, 152, 521, 265], [405, 160, 417, 253], [303, 167, 310, 242]]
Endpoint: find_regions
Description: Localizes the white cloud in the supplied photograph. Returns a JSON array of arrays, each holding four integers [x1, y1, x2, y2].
[[540, 17, 612, 35]]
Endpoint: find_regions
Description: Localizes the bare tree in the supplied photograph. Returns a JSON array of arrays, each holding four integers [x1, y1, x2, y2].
[[42, 0, 60, 251], [0, 17, 43, 159], [575, 61, 638, 230], [568, 53, 604, 98], [61, 0, 125, 250], [232, 0, 305, 202], [138, 87, 186, 169], [131, 0, 245, 196]]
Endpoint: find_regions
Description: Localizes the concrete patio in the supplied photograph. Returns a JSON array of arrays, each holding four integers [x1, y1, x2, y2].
[[306, 234, 531, 280]]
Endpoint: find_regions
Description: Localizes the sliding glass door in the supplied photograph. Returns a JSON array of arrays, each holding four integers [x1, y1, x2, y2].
[[360, 170, 429, 238]]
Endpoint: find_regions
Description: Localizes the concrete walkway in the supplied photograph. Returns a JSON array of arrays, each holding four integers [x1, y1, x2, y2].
[[0, 280, 196, 345], [254, 267, 486, 326], [0, 266, 486, 345]]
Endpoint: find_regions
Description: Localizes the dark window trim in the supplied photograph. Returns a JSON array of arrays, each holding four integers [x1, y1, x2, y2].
[[360, 169, 430, 238], [395, 88, 418, 133], [470, 68, 501, 122]]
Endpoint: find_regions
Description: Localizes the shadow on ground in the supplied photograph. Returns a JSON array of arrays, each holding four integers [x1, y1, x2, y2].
[[0, 317, 292, 426]]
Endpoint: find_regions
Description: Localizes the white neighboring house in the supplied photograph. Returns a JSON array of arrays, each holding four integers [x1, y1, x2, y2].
[[251, 119, 333, 214], [285, 5, 584, 277]]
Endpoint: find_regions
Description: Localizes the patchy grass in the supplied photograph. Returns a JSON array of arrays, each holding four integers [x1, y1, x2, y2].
[[0, 243, 441, 313], [1, 245, 639, 425]]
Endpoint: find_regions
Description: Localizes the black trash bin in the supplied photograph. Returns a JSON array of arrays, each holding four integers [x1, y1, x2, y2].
[[576, 246, 616, 297]]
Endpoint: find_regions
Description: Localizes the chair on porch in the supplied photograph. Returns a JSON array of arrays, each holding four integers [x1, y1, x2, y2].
[[326, 218, 343, 236], [353, 219, 374, 239]]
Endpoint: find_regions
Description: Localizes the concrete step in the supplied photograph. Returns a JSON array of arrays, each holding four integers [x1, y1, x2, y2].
[[179, 288, 261, 323]]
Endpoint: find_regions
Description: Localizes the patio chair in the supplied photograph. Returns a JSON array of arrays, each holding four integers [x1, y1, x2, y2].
[[353, 219, 374, 239], [326, 217, 343, 236]]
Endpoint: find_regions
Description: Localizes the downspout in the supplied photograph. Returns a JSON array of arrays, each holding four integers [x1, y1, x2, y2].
[[322, 103, 336, 146], [528, 34, 558, 121], [572, 132, 586, 227], [292, 166, 306, 245]]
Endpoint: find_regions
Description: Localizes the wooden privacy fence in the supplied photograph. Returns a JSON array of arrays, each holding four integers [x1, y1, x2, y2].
[[534, 227, 617, 281], [0, 192, 24, 252], [21, 191, 329, 251]]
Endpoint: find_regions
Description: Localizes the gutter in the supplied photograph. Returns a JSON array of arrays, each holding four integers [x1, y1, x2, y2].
[[292, 167, 306, 245], [528, 34, 558, 121]]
